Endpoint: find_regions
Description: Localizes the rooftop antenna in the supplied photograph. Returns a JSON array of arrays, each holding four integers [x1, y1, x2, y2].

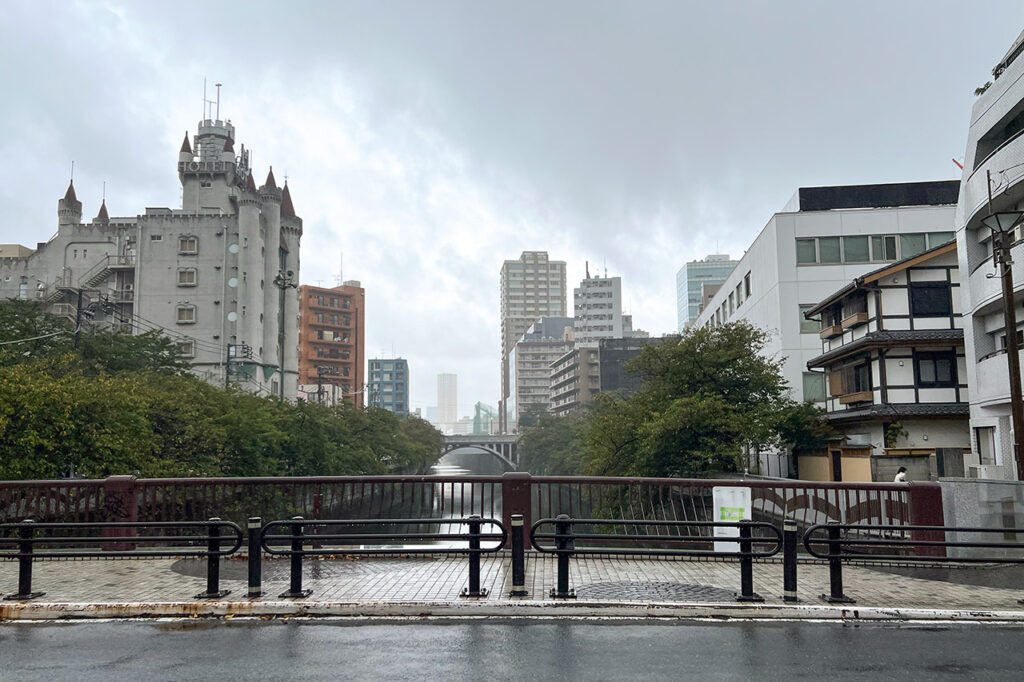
[[102, 181, 105, 201], [203, 78, 207, 120], [70, 160, 74, 182], [339, 252, 344, 284], [215, 83, 222, 120], [585, 260, 590, 279]]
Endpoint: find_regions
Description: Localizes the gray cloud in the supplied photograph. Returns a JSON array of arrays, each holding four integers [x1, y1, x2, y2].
[[1, 0, 1021, 416]]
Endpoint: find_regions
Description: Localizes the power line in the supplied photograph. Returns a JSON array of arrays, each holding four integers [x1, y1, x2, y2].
[[0, 330, 69, 346]]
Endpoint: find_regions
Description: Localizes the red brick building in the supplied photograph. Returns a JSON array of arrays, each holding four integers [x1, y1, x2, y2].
[[297, 282, 365, 405]]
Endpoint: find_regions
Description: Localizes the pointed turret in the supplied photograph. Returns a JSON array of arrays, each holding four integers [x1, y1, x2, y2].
[[245, 172, 257, 193], [64, 179, 79, 204], [281, 183, 296, 218], [264, 167, 277, 190], [93, 199, 109, 225], [180, 132, 192, 154], [223, 138, 234, 153], [58, 179, 82, 229]]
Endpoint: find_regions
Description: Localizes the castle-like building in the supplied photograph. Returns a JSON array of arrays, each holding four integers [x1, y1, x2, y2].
[[0, 117, 303, 399]]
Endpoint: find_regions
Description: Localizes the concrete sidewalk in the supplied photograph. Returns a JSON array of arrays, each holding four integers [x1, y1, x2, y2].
[[2, 554, 1023, 622]]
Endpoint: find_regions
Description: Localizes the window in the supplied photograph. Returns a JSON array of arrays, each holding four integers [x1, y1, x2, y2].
[[178, 236, 198, 254], [915, 351, 956, 388], [744, 272, 751, 297], [927, 232, 954, 248], [177, 268, 197, 286], [177, 341, 195, 358], [871, 235, 898, 261], [975, 426, 997, 466], [728, 292, 734, 315], [836, 361, 871, 394], [899, 233, 927, 259], [796, 239, 817, 264], [150, 234, 163, 242], [316, 313, 324, 323], [843, 291, 867, 317], [799, 305, 820, 333], [910, 282, 952, 317], [176, 306, 196, 324], [842, 236, 869, 263], [317, 295, 326, 305], [802, 372, 826, 402], [330, 297, 338, 307], [818, 237, 841, 263]]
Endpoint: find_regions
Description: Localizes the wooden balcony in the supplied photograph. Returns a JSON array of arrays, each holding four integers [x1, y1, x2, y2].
[[819, 324, 843, 339], [841, 312, 868, 330], [838, 390, 873, 405]]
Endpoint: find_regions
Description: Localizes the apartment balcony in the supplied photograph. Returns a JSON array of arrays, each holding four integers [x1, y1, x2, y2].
[[975, 351, 1013, 406], [961, 131, 1024, 228], [838, 390, 873, 405]]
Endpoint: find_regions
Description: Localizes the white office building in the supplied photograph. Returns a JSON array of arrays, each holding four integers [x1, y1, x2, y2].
[[694, 181, 960, 411], [573, 269, 633, 345]]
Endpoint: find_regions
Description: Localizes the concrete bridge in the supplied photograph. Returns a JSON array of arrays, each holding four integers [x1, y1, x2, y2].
[[441, 434, 521, 469]]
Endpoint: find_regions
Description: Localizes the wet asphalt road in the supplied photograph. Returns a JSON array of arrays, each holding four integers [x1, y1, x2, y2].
[[2, 620, 1023, 681]]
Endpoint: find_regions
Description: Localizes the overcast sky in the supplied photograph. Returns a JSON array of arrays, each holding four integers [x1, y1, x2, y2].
[[1, 1, 1022, 417]]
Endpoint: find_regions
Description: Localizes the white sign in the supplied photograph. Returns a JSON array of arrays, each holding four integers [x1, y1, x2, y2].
[[712, 486, 752, 553]]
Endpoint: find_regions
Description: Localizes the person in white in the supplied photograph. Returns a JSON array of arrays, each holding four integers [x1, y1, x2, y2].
[[893, 466, 907, 483]]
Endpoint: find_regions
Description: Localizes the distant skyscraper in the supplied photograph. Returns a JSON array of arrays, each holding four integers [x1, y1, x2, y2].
[[573, 267, 632, 345], [368, 358, 409, 416], [499, 251, 566, 432], [676, 254, 739, 330], [437, 373, 458, 431], [510, 316, 574, 427]]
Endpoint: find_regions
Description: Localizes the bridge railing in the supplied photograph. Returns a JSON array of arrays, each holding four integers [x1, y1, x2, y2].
[[0, 473, 936, 544]]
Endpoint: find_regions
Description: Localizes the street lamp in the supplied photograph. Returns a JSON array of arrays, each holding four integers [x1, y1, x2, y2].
[[980, 208, 1024, 480], [272, 270, 297, 400]]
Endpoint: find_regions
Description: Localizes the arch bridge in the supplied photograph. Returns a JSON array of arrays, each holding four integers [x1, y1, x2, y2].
[[441, 434, 521, 469]]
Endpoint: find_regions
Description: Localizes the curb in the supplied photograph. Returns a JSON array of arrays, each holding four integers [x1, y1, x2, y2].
[[3, 599, 1024, 623]]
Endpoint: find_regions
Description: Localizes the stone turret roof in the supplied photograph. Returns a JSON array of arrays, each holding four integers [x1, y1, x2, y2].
[[64, 180, 78, 203], [281, 183, 296, 218], [180, 132, 192, 154], [245, 172, 257, 192], [94, 200, 109, 223], [264, 167, 277, 190]]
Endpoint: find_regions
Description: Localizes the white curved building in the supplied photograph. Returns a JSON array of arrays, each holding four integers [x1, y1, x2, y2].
[[955, 31, 1024, 479]]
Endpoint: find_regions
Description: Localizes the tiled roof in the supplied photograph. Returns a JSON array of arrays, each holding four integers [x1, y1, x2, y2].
[[807, 329, 963, 368], [826, 402, 969, 422]]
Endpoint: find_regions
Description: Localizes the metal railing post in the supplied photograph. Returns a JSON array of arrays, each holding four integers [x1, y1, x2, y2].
[[735, 520, 764, 602], [248, 517, 263, 598], [509, 513, 528, 597], [461, 515, 488, 597], [195, 517, 230, 599], [782, 519, 799, 603], [823, 522, 855, 604], [550, 514, 576, 599], [279, 516, 312, 599], [4, 519, 44, 601]]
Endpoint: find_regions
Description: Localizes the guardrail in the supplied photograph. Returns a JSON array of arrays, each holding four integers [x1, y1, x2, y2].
[[258, 515, 507, 598], [0, 518, 242, 600], [803, 522, 1024, 603], [530, 515, 782, 601]]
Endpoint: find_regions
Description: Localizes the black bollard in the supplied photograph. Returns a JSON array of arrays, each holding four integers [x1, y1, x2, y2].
[[735, 520, 764, 602], [4, 519, 44, 601], [247, 517, 263, 598], [279, 516, 312, 598], [460, 515, 488, 597], [822, 522, 855, 604], [782, 519, 799, 603], [550, 514, 576, 599], [509, 513, 528, 597], [195, 517, 231, 599]]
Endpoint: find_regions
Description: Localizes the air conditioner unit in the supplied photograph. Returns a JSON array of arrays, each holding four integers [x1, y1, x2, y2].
[[968, 465, 1004, 480], [124, 284, 134, 291]]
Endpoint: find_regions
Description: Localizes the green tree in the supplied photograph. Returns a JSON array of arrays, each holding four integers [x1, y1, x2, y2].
[[582, 322, 797, 478], [518, 413, 586, 475]]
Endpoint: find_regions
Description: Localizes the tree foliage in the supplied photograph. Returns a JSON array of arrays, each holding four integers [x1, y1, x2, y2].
[[520, 322, 821, 478], [0, 301, 442, 480]]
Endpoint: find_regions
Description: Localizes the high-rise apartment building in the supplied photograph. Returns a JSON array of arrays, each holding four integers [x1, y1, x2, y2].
[[297, 281, 364, 405], [0, 114, 302, 398], [573, 269, 632, 345], [437, 373, 458, 433], [368, 358, 409, 415], [676, 255, 739, 331], [499, 251, 566, 432], [509, 316, 574, 427]]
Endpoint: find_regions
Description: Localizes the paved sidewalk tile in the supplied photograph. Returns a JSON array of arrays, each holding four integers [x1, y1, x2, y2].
[[3, 553, 1023, 613]]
